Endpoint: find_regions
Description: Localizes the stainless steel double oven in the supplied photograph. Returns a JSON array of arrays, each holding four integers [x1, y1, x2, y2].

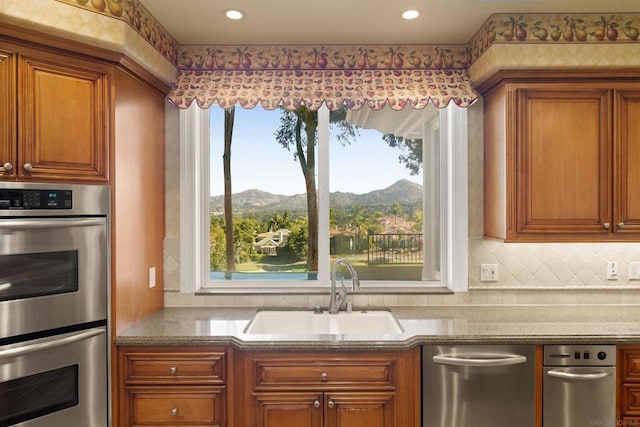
[[0, 182, 109, 427]]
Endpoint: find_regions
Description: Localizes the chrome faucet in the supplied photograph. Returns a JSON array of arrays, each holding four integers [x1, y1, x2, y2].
[[328, 258, 360, 314]]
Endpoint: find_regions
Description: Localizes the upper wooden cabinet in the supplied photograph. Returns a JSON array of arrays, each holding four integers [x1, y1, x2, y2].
[[0, 40, 109, 182], [479, 70, 640, 242]]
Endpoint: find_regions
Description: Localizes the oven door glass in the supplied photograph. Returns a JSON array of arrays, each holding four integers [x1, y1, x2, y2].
[[0, 251, 78, 301], [0, 217, 107, 339], [0, 326, 107, 427], [0, 365, 78, 425]]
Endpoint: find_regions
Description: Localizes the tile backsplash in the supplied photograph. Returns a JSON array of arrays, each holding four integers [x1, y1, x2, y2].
[[163, 99, 640, 307]]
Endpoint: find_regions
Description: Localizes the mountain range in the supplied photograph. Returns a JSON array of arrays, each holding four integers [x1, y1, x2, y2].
[[210, 179, 422, 213]]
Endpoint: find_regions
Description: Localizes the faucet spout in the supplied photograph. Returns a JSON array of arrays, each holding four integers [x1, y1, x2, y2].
[[328, 258, 360, 314]]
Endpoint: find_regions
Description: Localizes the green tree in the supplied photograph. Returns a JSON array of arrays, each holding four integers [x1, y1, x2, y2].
[[286, 217, 309, 261], [382, 134, 423, 176], [268, 211, 293, 231], [210, 216, 226, 271], [233, 216, 260, 263]]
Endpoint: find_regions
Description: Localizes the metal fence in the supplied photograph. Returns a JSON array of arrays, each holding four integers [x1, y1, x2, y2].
[[367, 233, 423, 264]]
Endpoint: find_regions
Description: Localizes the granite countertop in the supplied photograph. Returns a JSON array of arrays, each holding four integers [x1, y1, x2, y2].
[[115, 306, 640, 350]]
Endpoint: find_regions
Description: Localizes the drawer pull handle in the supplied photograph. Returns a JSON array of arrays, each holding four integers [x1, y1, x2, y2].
[[618, 222, 626, 229], [603, 222, 610, 230], [313, 400, 320, 408], [171, 408, 178, 416], [169, 366, 177, 374], [321, 372, 328, 381], [23, 163, 33, 172], [328, 400, 335, 409], [2, 162, 12, 172]]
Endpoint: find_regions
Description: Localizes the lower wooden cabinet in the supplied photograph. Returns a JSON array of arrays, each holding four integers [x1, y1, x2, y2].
[[619, 346, 640, 423], [235, 348, 420, 427], [117, 346, 420, 427], [118, 346, 230, 427]]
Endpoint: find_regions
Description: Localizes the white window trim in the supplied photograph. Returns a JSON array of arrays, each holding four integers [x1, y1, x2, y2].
[[179, 104, 468, 293]]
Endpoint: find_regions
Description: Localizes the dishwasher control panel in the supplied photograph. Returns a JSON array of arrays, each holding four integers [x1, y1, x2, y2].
[[544, 344, 616, 366]]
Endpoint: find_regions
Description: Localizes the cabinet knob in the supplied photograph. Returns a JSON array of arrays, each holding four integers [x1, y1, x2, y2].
[[171, 407, 178, 416], [603, 222, 610, 230], [321, 372, 328, 381], [2, 162, 12, 172], [23, 163, 33, 172], [618, 222, 626, 229], [327, 400, 335, 409], [313, 400, 320, 408], [169, 366, 177, 374]]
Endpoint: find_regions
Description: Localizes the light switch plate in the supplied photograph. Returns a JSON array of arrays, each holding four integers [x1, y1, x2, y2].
[[480, 264, 499, 282], [607, 261, 618, 280]]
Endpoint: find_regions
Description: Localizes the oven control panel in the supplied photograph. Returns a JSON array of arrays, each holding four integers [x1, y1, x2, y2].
[[0, 189, 72, 210]]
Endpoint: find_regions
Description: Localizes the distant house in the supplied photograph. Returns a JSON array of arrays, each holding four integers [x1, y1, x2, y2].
[[253, 229, 290, 255]]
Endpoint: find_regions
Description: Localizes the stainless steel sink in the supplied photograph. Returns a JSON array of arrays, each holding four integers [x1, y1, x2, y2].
[[244, 310, 404, 335]]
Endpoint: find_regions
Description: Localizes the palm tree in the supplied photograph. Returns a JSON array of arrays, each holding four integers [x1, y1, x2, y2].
[[223, 107, 235, 279]]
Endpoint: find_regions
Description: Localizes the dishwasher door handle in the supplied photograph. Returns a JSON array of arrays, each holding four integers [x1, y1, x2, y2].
[[546, 370, 612, 381], [433, 354, 527, 367]]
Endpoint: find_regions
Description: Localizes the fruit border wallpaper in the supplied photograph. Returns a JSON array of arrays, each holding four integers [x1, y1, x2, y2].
[[468, 13, 640, 63], [48, 2, 640, 73], [55, 0, 179, 64], [176, 45, 470, 71]]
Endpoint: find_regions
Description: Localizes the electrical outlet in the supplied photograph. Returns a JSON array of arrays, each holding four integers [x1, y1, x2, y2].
[[480, 264, 499, 282], [629, 262, 640, 280], [606, 261, 618, 280], [149, 267, 156, 288]]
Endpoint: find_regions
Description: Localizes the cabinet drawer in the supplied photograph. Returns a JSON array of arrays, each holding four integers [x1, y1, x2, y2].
[[124, 351, 226, 384], [622, 351, 640, 382], [253, 357, 395, 390], [127, 386, 224, 426]]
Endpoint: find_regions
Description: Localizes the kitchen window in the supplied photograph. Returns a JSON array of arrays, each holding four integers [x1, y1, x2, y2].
[[179, 103, 468, 293]]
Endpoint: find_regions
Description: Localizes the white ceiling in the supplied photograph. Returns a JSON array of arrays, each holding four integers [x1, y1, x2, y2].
[[139, 0, 640, 45]]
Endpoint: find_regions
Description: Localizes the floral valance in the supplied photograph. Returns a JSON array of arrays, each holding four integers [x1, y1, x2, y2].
[[167, 68, 477, 111]]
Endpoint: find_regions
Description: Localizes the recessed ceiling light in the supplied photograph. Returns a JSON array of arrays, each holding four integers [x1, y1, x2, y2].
[[401, 9, 420, 20], [225, 9, 244, 20]]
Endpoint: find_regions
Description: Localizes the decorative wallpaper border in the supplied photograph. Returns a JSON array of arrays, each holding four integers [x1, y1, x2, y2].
[[54, 0, 179, 64], [468, 13, 640, 64], [176, 45, 470, 71], [44, 4, 640, 77]]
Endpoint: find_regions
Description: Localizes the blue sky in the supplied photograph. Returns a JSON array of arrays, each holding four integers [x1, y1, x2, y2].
[[209, 107, 422, 196]]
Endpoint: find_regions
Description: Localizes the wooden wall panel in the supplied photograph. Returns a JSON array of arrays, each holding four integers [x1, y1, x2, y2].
[[111, 67, 166, 337]]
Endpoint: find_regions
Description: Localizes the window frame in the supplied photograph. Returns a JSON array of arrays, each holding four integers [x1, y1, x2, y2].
[[179, 103, 468, 294]]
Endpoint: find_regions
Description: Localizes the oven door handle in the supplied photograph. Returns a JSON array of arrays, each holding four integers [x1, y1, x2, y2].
[[0, 328, 105, 360], [546, 369, 613, 381], [0, 218, 105, 229], [433, 354, 527, 367]]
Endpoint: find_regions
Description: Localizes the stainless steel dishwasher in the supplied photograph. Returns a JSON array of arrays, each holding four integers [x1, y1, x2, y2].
[[423, 345, 535, 427], [543, 344, 616, 427]]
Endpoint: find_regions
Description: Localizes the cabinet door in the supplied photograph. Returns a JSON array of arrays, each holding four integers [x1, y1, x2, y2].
[[253, 393, 323, 427], [615, 90, 640, 234], [0, 47, 16, 179], [325, 392, 394, 427], [18, 50, 109, 182], [513, 88, 611, 238]]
